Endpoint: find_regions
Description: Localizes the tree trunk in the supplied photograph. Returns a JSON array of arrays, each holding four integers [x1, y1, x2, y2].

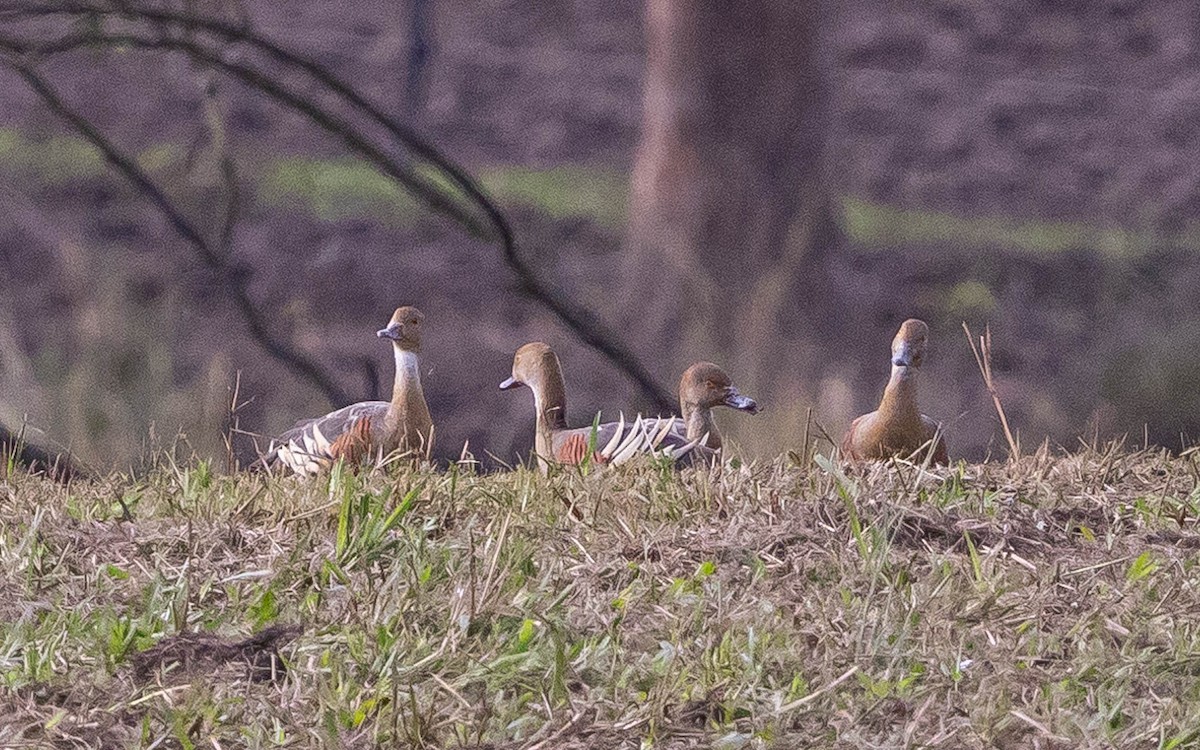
[[623, 0, 833, 452]]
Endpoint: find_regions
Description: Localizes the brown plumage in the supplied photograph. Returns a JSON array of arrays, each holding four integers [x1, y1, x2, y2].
[[842, 319, 949, 465], [326, 415, 375, 466], [267, 306, 434, 475], [500, 342, 709, 472]]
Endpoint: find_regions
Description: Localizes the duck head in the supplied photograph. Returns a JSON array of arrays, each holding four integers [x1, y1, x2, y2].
[[377, 306, 424, 352], [679, 362, 760, 414], [500, 342, 564, 394], [891, 318, 929, 371]]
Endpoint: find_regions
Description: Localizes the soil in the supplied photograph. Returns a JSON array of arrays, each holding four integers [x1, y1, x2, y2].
[[131, 624, 302, 684]]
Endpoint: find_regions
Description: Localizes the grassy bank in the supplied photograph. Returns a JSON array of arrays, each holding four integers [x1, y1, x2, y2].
[[3, 448, 1200, 748]]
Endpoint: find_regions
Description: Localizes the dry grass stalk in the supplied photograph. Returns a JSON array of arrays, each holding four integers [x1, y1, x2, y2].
[[963, 322, 1020, 460]]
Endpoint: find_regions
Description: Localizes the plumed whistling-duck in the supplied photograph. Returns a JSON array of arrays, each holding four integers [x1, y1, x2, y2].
[[841, 318, 949, 465], [676, 361, 760, 460], [267, 306, 434, 475], [500, 342, 715, 472]]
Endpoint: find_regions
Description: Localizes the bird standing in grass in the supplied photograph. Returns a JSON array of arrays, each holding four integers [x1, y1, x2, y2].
[[841, 318, 948, 465], [266, 306, 434, 475]]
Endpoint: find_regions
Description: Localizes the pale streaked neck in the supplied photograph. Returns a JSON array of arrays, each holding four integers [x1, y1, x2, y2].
[[878, 365, 920, 423], [391, 346, 422, 406]]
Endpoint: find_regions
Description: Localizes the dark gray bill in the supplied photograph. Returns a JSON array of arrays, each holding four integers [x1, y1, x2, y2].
[[377, 324, 402, 341], [724, 388, 760, 414]]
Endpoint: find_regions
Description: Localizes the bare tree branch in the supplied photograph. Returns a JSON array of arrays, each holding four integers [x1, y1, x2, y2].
[[1, 56, 354, 406], [5, 1, 502, 225], [0, 5, 677, 412]]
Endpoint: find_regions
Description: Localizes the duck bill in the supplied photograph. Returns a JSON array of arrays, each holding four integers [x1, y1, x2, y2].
[[724, 388, 760, 414], [377, 324, 402, 341], [892, 341, 914, 368], [499, 376, 520, 390]]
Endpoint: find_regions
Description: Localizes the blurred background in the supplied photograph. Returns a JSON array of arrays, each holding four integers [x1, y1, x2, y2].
[[2, 0, 1199, 471]]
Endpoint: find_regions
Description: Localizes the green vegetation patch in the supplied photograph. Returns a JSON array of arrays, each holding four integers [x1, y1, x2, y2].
[[257, 158, 629, 228], [258, 157, 421, 224], [0, 126, 105, 181], [4, 123, 1199, 254], [839, 196, 1183, 258], [478, 165, 629, 227]]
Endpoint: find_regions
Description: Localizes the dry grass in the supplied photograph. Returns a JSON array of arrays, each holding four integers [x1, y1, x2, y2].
[[3, 447, 1200, 748]]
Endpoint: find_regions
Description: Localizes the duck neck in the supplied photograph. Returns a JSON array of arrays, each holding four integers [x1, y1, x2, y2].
[[681, 400, 722, 450], [878, 365, 921, 426], [531, 369, 568, 459], [390, 346, 428, 420]]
